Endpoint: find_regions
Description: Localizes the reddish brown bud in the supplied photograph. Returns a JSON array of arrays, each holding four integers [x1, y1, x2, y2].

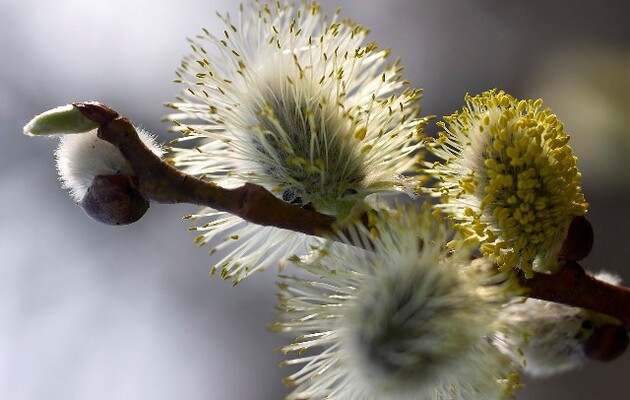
[[80, 174, 149, 225], [559, 215, 594, 261], [72, 102, 119, 124], [584, 323, 629, 362]]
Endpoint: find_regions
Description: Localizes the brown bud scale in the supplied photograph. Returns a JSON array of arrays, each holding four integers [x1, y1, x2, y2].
[[559, 215, 594, 261], [80, 174, 149, 225], [584, 323, 629, 362]]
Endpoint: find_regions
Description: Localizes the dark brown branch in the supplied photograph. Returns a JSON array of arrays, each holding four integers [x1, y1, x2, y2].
[[74, 101, 630, 331], [518, 261, 630, 330], [74, 102, 337, 237]]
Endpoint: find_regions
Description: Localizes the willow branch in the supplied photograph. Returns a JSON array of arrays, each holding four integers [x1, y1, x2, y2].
[[75, 101, 630, 329], [518, 261, 630, 330], [74, 102, 337, 237]]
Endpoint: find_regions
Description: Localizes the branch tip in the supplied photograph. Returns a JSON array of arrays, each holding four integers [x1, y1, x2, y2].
[[73, 101, 120, 124]]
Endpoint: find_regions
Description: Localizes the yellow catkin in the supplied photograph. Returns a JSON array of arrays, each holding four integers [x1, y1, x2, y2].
[[429, 89, 588, 276]]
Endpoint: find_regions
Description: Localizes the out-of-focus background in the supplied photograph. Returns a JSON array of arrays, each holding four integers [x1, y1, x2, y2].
[[1, 0, 628, 399]]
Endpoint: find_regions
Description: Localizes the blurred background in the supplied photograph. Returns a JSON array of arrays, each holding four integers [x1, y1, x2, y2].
[[1, 0, 628, 398]]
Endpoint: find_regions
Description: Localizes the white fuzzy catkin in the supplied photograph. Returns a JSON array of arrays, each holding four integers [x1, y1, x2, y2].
[[275, 207, 521, 399], [55, 128, 163, 202], [165, 1, 426, 283]]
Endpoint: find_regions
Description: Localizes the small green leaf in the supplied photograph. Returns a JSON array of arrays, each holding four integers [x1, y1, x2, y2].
[[23, 104, 99, 136]]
